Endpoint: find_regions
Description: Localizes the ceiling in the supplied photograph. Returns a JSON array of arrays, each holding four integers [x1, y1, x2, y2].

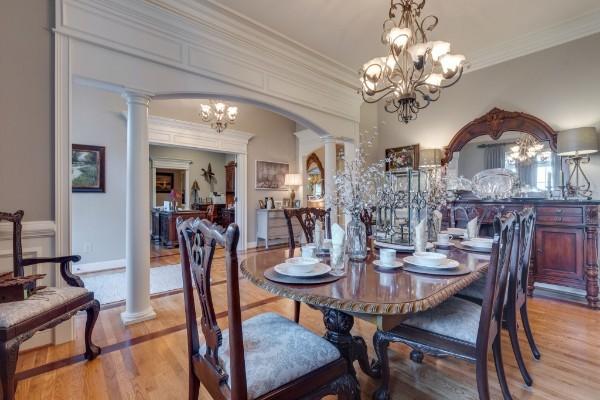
[[207, 0, 600, 70]]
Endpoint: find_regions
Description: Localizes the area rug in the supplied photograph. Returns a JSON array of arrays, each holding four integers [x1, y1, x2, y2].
[[81, 264, 183, 305]]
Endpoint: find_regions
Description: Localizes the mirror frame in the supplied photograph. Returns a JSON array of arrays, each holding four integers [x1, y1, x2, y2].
[[443, 108, 558, 165], [306, 152, 324, 178]]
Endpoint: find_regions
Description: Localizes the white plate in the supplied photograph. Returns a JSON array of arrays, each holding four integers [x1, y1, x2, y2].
[[373, 259, 404, 269], [442, 228, 466, 237], [274, 262, 331, 277], [434, 242, 454, 248], [375, 241, 434, 251], [404, 256, 460, 270], [462, 240, 493, 250]]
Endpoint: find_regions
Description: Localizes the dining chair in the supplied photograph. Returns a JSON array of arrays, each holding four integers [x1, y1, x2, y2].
[[177, 218, 356, 400], [205, 204, 217, 223], [372, 213, 518, 400], [449, 204, 479, 229], [0, 210, 101, 400], [458, 208, 540, 386], [283, 207, 331, 323]]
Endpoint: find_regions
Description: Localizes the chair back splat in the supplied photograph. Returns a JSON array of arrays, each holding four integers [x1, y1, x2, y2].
[[178, 218, 246, 399], [283, 208, 331, 258]]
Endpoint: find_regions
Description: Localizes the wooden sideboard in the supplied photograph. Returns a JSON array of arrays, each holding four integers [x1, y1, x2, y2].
[[256, 209, 302, 249], [157, 210, 207, 248], [447, 199, 599, 309]]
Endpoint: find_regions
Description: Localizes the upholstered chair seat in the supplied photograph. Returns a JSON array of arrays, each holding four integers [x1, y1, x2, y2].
[[0, 286, 89, 329], [200, 312, 341, 400], [402, 297, 482, 344], [458, 277, 486, 301]]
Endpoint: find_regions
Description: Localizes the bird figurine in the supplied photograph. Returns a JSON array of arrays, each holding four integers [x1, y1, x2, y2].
[[201, 163, 216, 184]]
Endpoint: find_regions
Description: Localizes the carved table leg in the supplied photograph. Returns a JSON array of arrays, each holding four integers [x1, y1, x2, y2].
[[84, 299, 102, 360], [321, 308, 379, 399], [585, 226, 599, 309], [0, 339, 20, 400], [372, 330, 397, 400]]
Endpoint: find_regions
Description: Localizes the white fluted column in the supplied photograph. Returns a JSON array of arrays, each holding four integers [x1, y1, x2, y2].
[[121, 90, 156, 325], [323, 136, 338, 222]]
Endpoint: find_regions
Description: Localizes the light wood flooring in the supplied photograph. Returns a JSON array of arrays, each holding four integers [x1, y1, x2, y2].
[[14, 247, 600, 399]]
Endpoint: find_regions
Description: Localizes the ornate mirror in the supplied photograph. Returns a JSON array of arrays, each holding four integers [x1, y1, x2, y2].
[[444, 108, 560, 194], [306, 152, 324, 199]]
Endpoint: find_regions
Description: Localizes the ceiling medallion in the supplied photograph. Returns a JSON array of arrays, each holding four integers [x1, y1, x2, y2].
[[507, 135, 547, 164], [199, 101, 238, 133], [359, 0, 467, 123]]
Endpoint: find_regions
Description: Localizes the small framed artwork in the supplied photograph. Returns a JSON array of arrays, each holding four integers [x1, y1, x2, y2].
[[72, 144, 105, 193], [274, 200, 283, 209], [156, 172, 175, 193], [282, 198, 291, 208], [255, 160, 289, 190], [385, 144, 420, 171], [258, 199, 265, 209]]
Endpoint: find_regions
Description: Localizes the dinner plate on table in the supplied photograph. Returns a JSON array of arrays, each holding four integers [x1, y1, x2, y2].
[[455, 241, 493, 253], [274, 262, 331, 277], [441, 228, 467, 238], [403, 264, 471, 276], [403, 256, 460, 270], [374, 240, 434, 252]]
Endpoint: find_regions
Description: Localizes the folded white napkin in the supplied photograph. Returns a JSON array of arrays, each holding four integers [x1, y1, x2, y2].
[[331, 223, 345, 247], [314, 219, 323, 247], [432, 210, 443, 237], [414, 219, 427, 252], [466, 217, 479, 240]]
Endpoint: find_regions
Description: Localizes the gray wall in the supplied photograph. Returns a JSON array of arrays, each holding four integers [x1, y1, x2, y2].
[[71, 85, 127, 264], [375, 33, 600, 193], [0, 0, 54, 220]]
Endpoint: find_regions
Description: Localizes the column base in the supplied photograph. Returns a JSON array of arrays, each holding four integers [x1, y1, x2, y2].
[[120, 307, 157, 326]]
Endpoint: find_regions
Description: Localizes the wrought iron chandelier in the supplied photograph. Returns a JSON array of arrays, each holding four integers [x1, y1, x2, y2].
[[507, 136, 546, 164], [359, 0, 467, 123], [199, 101, 238, 133]]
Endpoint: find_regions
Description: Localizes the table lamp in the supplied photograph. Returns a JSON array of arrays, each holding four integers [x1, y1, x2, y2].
[[284, 173, 302, 207], [557, 127, 598, 199]]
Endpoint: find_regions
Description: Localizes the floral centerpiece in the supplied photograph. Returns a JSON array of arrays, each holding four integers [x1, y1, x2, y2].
[[327, 133, 385, 260]]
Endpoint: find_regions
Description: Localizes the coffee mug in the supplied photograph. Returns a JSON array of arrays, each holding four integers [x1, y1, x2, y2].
[[301, 244, 317, 258], [437, 233, 452, 245], [379, 248, 396, 266]]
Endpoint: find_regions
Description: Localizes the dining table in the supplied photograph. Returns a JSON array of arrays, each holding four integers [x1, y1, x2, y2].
[[240, 244, 491, 399]]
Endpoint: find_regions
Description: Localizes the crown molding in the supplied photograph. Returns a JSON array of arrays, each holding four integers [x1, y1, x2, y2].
[[468, 7, 600, 72]]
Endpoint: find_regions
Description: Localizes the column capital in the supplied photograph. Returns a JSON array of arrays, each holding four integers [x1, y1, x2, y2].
[[122, 88, 154, 106], [321, 135, 338, 144]]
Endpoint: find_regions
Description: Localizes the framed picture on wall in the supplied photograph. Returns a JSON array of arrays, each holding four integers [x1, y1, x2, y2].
[[385, 144, 420, 171], [72, 144, 105, 193], [255, 160, 289, 190], [156, 172, 175, 193]]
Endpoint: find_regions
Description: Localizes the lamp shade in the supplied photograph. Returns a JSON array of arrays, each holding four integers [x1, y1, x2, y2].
[[284, 173, 302, 186], [557, 127, 598, 156], [419, 148, 443, 167]]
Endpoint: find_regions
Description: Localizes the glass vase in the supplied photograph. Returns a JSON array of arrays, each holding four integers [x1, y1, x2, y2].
[[346, 215, 367, 261]]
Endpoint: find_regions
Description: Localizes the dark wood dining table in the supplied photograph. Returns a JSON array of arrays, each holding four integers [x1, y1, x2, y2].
[[240, 245, 490, 399]]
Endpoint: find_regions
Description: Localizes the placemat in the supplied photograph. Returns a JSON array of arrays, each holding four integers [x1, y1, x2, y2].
[[403, 263, 471, 276], [264, 267, 342, 285]]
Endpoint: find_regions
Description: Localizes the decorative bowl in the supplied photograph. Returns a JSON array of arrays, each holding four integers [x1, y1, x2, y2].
[[285, 257, 320, 272], [412, 252, 447, 266]]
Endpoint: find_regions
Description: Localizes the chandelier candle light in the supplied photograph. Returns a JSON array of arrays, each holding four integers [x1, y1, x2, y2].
[[507, 135, 545, 164], [199, 101, 238, 133], [360, 0, 467, 123]]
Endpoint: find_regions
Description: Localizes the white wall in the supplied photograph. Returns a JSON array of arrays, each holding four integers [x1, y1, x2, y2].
[[374, 33, 600, 194]]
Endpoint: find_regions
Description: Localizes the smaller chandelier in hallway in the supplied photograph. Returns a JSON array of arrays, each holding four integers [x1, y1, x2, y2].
[[199, 101, 238, 133], [359, 0, 467, 123]]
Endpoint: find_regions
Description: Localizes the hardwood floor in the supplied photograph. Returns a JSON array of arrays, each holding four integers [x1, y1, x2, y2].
[[14, 247, 600, 399]]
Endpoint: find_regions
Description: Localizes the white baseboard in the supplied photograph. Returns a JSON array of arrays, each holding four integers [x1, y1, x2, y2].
[[74, 258, 126, 274]]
